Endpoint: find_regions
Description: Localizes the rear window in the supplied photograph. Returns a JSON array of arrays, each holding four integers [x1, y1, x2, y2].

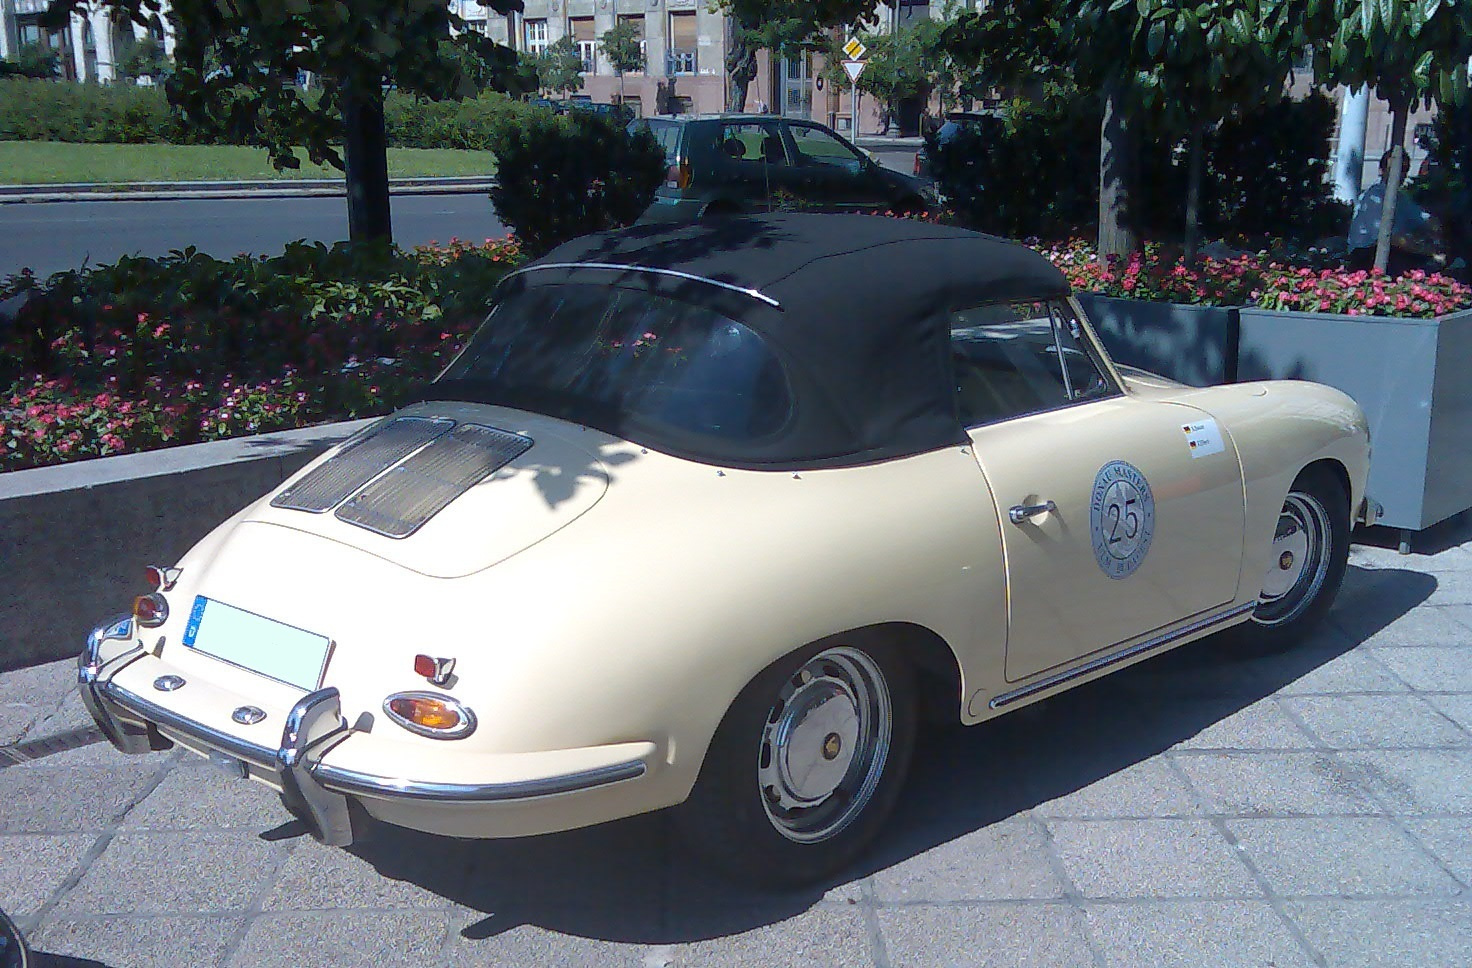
[[637, 119, 682, 164], [440, 284, 792, 443]]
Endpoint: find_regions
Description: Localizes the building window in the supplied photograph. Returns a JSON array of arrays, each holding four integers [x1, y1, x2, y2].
[[571, 18, 595, 73], [667, 11, 696, 75], [617, 14, 647, 73], [524, 19, 549, 57]]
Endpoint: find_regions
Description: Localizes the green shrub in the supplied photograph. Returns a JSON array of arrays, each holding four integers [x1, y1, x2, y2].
[[1411, 109, 1472, 279], [931, 90, 1344, 246], [1203, 93, 1346, 243], [486, 109, 665, 256], [927, 95, 1099, 240]]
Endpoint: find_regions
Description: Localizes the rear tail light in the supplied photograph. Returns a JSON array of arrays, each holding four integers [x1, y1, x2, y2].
[[133, 593, 169, 627], [144, 564, 181, 591], [666, 162, 692, 190], [384, 692, 477, 739]]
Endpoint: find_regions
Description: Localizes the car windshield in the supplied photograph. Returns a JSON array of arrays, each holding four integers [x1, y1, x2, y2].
[[440, 284, 792, 443]]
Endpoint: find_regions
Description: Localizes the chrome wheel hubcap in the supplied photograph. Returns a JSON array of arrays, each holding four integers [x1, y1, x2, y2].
[[1254, 491, 1331, 627], [758, 647, 892, 844]]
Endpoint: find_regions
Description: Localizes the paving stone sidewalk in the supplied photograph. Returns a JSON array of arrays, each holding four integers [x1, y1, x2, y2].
[[2, 522, 1471, 967]]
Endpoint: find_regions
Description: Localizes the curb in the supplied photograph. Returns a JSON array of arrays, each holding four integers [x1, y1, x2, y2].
[[0, 175, 497, 204]]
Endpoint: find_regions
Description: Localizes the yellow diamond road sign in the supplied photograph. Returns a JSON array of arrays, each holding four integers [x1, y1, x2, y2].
[[843, 37, 866, 60]]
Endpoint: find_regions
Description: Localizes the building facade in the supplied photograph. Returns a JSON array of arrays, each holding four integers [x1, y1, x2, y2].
[[0, 0, 173, 83]]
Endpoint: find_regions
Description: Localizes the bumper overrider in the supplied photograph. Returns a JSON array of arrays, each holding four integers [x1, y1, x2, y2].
[[79, 616, 654, 847]]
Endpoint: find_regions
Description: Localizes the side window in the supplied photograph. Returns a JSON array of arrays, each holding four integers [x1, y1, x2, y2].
[[718, 122, 787, 167], [788, 124, 865, 173], [949, 300, 1115, 427]]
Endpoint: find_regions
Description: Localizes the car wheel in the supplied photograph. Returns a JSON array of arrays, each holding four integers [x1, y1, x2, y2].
[[1235, 466, 1350, 652], [676, 639, 917, 885]]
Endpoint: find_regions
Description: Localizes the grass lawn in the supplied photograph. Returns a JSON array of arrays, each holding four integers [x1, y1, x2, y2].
[[0, 142, 496, 185]]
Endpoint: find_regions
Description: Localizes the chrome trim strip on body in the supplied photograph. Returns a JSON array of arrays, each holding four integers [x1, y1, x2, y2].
[[314, 758, 649, 803], [504, 262, 783, 309], [97, 676, 647, 803], [988, 601, 1259, 710]]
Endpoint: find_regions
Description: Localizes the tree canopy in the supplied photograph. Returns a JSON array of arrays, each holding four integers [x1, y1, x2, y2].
[[534, 36, 584, 97]]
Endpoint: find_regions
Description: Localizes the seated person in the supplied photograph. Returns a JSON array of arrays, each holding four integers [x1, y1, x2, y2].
[[1348, 150, 1442, 275]]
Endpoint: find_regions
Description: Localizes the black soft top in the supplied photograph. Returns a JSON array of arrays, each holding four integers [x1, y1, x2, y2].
[[426, 214, 1072, 469]]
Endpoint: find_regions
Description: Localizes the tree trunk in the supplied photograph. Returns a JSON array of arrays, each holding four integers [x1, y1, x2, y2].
[[1098, 81, 1138, 262], [1184, 116, 1205, 263], [1373, 100, 1410, 274], [342, 81, 392, 245], [724, 19, 757, 111]]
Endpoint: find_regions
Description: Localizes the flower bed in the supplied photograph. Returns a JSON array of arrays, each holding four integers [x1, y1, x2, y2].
[[1039, 239, 1472, 318], [1, 237, 522, 472]]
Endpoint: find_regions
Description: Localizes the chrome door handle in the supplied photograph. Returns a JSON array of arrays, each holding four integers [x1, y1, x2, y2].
[[1008, 500, 1057, 524]]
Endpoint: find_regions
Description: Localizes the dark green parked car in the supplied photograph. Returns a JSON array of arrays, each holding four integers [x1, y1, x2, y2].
[[634, 114, 934, 222]]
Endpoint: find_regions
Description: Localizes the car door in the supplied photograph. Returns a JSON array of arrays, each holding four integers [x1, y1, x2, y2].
[[711, 120, 794, 212], [952, 299, 1246, 683], [784, 121, 890, 209]]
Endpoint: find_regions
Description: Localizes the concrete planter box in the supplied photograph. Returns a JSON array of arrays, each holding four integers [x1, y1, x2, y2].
[[1237, 307, 1472, 538], [0, 419, 371, 672], [1076, 293, 1239, 387]]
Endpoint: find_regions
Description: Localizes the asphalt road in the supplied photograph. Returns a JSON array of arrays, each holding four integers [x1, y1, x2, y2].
[[1, 193, 509, 279]]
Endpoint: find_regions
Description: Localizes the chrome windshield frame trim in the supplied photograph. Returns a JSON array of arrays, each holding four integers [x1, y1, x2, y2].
[[314, 758, 648, 803], [503, 262, 783, 309], [988, 601, 1259, 710]]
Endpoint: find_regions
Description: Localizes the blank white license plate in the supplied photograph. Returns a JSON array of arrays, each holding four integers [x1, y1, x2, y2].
[[182, 596, 332, 691]]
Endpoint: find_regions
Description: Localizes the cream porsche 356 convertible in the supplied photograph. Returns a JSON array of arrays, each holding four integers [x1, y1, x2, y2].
[[80, 214, 1373, 883]]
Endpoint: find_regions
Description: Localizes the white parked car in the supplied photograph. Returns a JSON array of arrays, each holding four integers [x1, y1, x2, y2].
[[80, 214, 1372, 884]]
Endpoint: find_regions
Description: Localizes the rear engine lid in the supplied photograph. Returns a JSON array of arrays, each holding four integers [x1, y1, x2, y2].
[[248, 403, 613, 578]]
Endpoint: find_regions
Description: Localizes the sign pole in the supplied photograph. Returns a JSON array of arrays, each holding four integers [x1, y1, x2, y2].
[[841, 38, 867, 138]]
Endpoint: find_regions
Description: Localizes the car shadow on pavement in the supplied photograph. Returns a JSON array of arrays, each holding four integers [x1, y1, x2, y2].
[[346, 562, 1436, 945]]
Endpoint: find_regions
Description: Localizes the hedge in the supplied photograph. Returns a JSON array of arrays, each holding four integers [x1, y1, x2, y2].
[[0, 79, 541, 150]]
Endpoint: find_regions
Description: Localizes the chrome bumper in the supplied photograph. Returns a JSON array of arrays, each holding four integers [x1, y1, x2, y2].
[[80, 614, 355, 846], [79, 617, 648, 847]]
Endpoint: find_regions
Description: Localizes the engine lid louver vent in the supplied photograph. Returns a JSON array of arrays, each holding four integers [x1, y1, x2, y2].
[[334, 424, 534, 539], [272, 417, 454, 513]]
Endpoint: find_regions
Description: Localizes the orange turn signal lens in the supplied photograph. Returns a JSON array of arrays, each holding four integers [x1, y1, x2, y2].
[[133, 593, 169, 628], [384, 693, 476, 739]]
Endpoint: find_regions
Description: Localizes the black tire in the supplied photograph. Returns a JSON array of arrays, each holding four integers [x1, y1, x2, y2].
[[675, 637, 917, 886], [1230, 465, 1350, 653]]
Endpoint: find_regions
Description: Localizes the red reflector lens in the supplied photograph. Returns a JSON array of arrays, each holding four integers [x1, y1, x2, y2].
[[413, 654, 436, 678], [144, 565, 164, 589]]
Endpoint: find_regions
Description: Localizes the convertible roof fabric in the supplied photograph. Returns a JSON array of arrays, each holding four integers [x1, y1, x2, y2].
[[424, 214, 1073, 469]]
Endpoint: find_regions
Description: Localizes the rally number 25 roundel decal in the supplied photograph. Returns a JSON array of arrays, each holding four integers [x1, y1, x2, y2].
[[1090, 460, 1155, 579]]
